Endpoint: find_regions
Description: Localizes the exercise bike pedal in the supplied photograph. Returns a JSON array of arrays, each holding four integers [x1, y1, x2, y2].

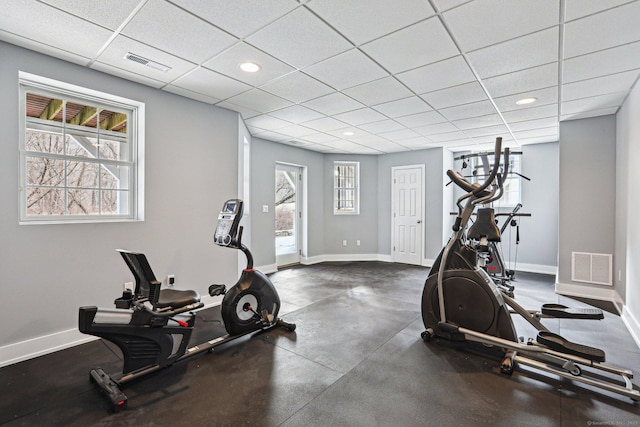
[[541, 303, 604, 320], [537, 331, 605, 363], [89, 368, 128, 412], [208, 284, 226, 297]]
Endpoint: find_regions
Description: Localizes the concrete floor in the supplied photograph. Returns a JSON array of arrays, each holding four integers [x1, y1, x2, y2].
[[1, 262, 639, 426]]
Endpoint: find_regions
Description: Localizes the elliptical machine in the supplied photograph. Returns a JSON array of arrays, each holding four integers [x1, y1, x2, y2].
[[79, 199, 296, 411], [421, 138, 639, 401]]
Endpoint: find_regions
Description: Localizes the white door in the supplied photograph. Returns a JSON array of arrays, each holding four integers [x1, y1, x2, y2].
[[275, 164, 302, 267], [392, 165, 424, 265]]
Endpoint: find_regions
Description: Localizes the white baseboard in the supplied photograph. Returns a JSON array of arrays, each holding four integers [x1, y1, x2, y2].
[[555, 281, 624, 311], [621, 305, 640, 350], [0, 294, 224, 369], [301, 253, 391, 264], [515, 262, 557, 275], [0, 328, 96, 368], [255, 263, 277, 274], [423, 258, 435, 268]]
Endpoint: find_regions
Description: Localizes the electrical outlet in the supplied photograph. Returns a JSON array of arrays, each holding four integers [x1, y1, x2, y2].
[[342, 240, 347, 246], [167, 274, 175, 287], [262, 205, 269, 213], [124, 281, 133, 291], [356, 240, 361, 246]]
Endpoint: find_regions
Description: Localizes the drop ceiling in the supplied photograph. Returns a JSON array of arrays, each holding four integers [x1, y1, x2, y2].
[[2, 0, 639, 154]]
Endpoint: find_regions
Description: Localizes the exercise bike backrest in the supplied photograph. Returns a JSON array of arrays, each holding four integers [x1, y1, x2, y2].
[[117, 249, 161, 304]]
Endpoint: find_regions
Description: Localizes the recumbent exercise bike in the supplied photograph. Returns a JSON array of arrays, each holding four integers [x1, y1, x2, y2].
[[79, 199, 296, 411], [421, 137, 639, 401]]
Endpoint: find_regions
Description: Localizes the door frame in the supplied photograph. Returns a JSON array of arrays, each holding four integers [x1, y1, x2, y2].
[[391, 164, 425, 265], [275, 162, 306, 267]]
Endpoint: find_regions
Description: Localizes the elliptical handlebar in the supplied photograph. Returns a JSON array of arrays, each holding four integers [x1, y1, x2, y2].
[[446, 137, 503, 197]]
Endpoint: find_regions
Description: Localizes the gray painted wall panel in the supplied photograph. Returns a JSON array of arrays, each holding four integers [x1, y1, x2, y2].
[[0, 42, 239, 347]]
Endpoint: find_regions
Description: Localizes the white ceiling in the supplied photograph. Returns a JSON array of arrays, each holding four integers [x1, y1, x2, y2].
[[2, 0, 640, 154]]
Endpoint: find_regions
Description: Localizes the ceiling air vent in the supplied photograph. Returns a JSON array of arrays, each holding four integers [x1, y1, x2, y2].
[[124, 53, 171, 72]]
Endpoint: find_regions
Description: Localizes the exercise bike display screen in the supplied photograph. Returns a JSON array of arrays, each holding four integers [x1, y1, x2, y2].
[[214, 199, 243, 246]]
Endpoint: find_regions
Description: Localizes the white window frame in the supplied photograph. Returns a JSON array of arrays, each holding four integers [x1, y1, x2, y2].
[[333, 161, 360, 215], [469, 152, 521, 207], [18, 72, 145, 224]]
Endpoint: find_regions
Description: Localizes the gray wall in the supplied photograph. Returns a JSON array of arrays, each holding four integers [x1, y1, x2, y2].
[[500, 142, 559, 270], [557, 116, 616, 290], [0, 42, 241, 350], [377, 147, 448, 261], [323, 154, 379, 255], [250, 138, 325, 266], [616, 80, 640, 316]]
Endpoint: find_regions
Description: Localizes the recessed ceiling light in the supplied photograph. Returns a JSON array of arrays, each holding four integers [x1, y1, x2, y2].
[[343, 131, 355, 136], [239, 62, 261, 73], [516, 97, 537, 105]]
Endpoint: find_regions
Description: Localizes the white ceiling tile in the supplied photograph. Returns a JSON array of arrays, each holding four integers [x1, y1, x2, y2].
[[483, 63, 558, 98], [516, 135, 558, 145], [560, 106, 619, 121], [452, 114, 503, 130], [321, 139, 381, 153], [41, 0, 142, 30], [96, 35, 196, 83], [162, 85, 221, 104], [122, 1, 238, 64], [563, 70, 639, 101], [268, 105, 324, 124], [467, 28, 559, 78], [372, 96, 432, 118], [396, 56, 475, 94], [226, 89, 292, 113], [303, 49, 388, 90], [439, 100, 497, 121], [246, 7, 352, 69], [425, 130, 469, 142], [217, 101, 261, 119], [362, 140, 410, 153], [561, 92, 627, 115], [463, 124, 510, 138], [493, 87, 559, 112], [443, 0, 560, 52], [0, 0, 113, 59], [245, 115, 292, 130], [396, 111, 448, 127], [361, 17, 458, 74], [253, 129, 290, 142], [508, 117, 559, 132], [333, 108, 388, 126], [397, 136, 434, 148], [302, 92, 365, 115], [564, 1, 640, 58], [565, 0, 635, 21], [421, 82, 487, 109], [502, 103, 558, 122], [172, 67, 252, 100], [357, 119, 405, 134], [379, 128, 421, 142], [413, 122, 460, 136], [432, 0, 473, 12], [260, 71, 334, 103], [343, 77, 413, 105], [513, 127, 558, 139], [276, 124, 317, 138], [300, 133, 340, 144], [301, 116, 350, 132], [0, 30, 90, 66], [202, 42, 295, 86], [562, 41, 640, 83], [89, 61, 165, 87], [170, 0, 299, 38], [306, 0, 435, 45]]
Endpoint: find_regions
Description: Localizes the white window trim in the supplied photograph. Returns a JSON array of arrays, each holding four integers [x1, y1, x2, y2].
[[333, 161, 360, 215], [18, 71, 145, 224]]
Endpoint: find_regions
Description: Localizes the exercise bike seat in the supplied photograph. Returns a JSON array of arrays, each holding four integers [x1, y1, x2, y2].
[[156, 288, 201, 309]]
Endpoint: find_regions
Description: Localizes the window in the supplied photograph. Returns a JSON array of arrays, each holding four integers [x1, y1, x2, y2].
[[333, 161, 359, 215], [19, 72, 144, 223], [467, 151, 521, 207]]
